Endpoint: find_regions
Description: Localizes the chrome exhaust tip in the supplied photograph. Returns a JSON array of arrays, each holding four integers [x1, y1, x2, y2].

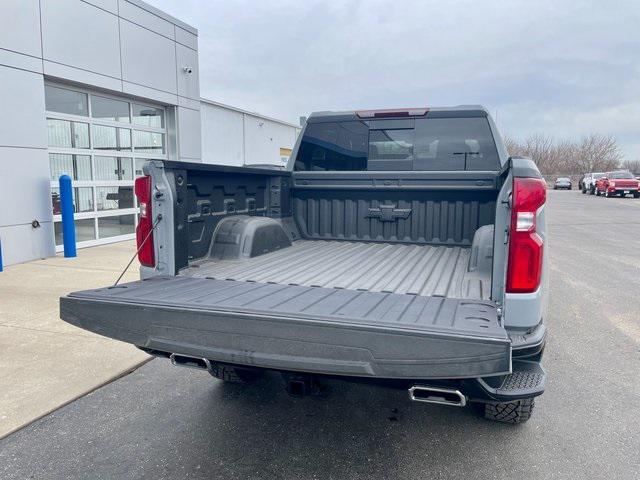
[[408, 385, 467, 407], [169, 353, 211, 371]]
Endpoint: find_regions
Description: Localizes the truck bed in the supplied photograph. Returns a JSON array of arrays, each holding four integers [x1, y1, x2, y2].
[[183, 240, 491, 300], [60, 161, 510, 380]]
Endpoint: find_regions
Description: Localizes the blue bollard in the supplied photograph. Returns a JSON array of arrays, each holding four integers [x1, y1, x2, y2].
[[59, 175, 77, 258], [0, 237, 3, 272]]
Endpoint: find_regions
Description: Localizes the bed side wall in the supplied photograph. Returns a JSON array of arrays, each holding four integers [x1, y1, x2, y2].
[[159, 163, 291, 271]]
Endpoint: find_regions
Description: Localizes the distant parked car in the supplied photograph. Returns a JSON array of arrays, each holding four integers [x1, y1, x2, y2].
[[581, 172, 605, 194], [553, 177, 572, 190], [595, 171, 640, 198]]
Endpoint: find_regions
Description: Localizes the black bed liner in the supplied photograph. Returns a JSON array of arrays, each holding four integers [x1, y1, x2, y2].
[[184, 240, 490, 300], [61, 276, 511, 379]]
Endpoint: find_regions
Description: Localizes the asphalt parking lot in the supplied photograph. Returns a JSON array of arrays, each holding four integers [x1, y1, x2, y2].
[[1, 190, 639, 480]]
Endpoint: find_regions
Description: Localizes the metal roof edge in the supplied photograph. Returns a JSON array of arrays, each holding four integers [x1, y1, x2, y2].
[[200, 97, 301, 130], [126, 0, 198, 35]]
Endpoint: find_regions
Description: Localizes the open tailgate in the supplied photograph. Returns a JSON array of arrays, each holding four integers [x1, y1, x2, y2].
[[61, 276, 511, 379]]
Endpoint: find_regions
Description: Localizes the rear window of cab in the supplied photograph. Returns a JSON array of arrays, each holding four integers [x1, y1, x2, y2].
[[294, 117, 500, 171]]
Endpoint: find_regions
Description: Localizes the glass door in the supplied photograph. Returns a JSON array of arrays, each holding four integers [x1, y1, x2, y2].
[[45, 83, 168, 250]]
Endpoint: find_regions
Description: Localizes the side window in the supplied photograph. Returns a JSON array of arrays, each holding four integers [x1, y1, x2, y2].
[[294, 121, 368, 171]]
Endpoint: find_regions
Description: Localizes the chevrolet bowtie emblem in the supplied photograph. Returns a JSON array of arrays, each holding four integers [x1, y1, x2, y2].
[[366, 204, 412, 222]]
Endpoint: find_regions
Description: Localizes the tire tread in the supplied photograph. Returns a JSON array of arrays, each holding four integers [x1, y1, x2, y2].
[[483, 398, 535, 424]]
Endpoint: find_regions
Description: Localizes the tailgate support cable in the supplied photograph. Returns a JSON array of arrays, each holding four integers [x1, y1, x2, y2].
[[112, 214, 163, 287]]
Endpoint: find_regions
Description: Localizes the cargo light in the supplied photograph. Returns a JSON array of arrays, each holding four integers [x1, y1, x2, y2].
[[134, 175, 155, 267], [356, 108, 429, 118], [506, 177, 546, 294]]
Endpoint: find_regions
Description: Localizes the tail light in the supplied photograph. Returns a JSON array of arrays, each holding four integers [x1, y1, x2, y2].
[[506, 177, 546, 293], [135, 175, 155, 267]]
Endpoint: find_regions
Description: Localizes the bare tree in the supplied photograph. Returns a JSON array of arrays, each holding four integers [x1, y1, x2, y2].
[[621, 159, 640, 174], [503, 133, 623, 176], [574, 134, 621, 173], [505, 134, 558, 173], [502, 136, 520, 157]]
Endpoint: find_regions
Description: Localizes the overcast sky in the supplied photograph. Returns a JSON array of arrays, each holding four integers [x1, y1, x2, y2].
[[150, 0, 640, 160]]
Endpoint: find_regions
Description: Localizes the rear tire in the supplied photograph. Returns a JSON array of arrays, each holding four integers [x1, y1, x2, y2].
[[483, 398, 535, 424], [634, 192, 639, 198], [208, 363, 264, 384]]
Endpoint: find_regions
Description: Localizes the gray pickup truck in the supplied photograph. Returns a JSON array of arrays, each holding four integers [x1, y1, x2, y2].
[[61, 106, 548, 424]]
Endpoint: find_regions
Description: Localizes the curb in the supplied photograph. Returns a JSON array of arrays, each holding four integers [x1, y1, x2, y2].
[[0, 356, 152, 440]]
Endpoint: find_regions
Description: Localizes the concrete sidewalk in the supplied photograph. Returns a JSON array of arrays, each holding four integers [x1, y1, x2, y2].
[[0, 241, 149, 438]]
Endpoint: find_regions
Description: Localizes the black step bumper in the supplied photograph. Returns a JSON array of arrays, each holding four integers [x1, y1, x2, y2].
[[464, 360, 546, 402]]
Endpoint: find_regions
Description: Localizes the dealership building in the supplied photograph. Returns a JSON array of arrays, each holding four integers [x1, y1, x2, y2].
[[0, 0, 300, 267]]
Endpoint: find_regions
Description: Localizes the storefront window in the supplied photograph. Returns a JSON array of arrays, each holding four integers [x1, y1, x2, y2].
[[98, 215, 135, 238], [49, 154, 92, 181], [45, 85, 88, 116], [91, 96, 130, 123], [133, 104, 164, 128], [47, 119, 89, 149], [45, 83, 166, 249]]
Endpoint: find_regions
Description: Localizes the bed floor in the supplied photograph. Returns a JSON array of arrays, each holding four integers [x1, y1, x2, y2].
[[183, 240, 491, 300]]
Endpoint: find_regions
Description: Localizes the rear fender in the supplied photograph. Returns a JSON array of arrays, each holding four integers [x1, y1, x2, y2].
[[500, 158, 548, 330]]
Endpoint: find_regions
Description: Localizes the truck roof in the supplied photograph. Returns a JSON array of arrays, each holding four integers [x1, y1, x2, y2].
[[307, 105, 490, 123]]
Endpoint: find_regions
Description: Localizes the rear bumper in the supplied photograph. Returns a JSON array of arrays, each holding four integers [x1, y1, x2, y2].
[[609, 188, 639, 194], [463, 360, 546, 402], [509, 322, 546, 359], [143, 350, 546, 403]]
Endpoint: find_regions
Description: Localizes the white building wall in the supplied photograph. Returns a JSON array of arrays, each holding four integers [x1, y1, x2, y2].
[[242, 115, 299, 167], [0, 1, 54, 265], [200, 103, 245, 166], [200, 99, 300, 167], [0, 0, 201, 266]]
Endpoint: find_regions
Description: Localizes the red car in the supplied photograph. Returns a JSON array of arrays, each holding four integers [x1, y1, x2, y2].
[[595, 171, 640, 198]]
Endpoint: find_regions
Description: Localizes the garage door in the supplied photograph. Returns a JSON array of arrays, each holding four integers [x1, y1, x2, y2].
[[45, 83, 168, 250]]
